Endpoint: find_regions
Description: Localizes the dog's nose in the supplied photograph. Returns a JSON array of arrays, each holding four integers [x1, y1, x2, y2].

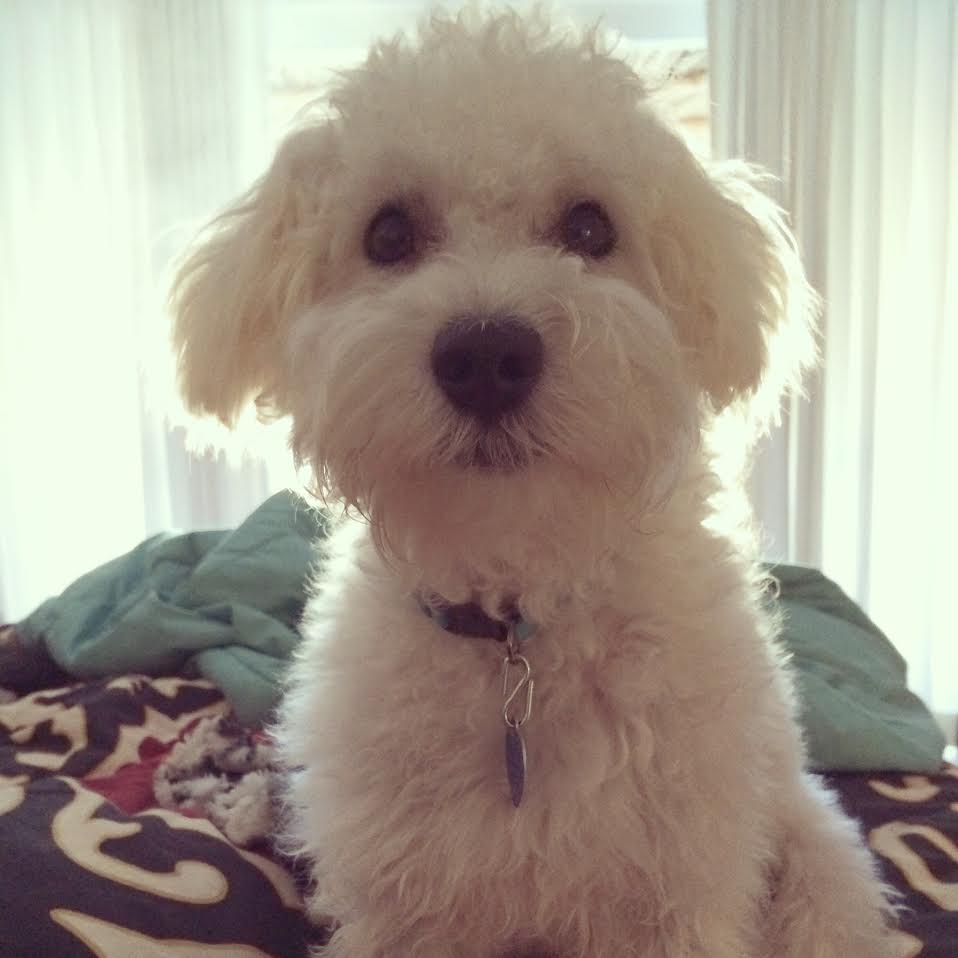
[[431, 315, 543, 422]]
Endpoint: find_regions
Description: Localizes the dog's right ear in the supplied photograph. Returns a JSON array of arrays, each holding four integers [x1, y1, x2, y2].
[[171, 125, 337, 425]]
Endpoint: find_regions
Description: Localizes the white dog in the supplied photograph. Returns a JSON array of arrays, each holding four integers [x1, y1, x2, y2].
[[172, 9, 896, 957]]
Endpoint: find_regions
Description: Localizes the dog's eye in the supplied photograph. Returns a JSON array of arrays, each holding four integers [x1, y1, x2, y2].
[[558, 201, 616, 258], [364, 205, 416, 265]]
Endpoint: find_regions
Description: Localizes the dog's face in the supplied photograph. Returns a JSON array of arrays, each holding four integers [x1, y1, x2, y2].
[[173, 11, 811, 602]]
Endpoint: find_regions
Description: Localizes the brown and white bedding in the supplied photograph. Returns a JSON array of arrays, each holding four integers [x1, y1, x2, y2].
[[1, 673, 955, 956]]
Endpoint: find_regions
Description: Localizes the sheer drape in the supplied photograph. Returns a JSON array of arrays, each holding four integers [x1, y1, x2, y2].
[[708, 0, 957, 712], [0, 0, 276, 621]]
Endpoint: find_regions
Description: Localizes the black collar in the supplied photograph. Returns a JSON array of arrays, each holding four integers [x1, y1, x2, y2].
[[419, 595, 536, 643]]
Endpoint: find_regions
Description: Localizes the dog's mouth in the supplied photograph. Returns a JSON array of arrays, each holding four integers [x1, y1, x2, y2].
[[448, 428, 539, 472], [459, 446, 511, 471], [454, 444, 523, 472]]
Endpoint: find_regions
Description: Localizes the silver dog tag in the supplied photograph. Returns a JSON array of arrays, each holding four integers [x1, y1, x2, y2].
[[505, 726, 526, 807]]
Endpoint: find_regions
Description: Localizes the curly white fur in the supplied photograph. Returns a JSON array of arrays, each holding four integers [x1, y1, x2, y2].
[[172, 7, 896, 957]]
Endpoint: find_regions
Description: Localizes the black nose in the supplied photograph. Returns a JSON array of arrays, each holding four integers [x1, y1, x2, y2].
[[431, 315, 544, 423]]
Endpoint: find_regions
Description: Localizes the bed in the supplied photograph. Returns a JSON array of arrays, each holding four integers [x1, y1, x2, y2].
[[0, 672, 322, 957], [1, 495, 954, 956], [2, 671, 955, 956]]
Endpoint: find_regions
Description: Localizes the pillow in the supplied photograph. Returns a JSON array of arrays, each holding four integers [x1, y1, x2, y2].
[[770, 564, 945, 772]]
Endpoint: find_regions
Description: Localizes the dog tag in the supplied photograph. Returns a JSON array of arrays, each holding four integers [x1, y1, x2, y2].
[[505, 726, 526, 807]]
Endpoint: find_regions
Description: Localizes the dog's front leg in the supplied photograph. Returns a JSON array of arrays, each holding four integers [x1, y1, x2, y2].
[[311, 919, 405, 958], [312, 915, 497, 958], [764, 774, 899, 957]]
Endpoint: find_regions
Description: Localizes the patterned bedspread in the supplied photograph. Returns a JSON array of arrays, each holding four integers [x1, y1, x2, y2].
[[1, 675, 955, 957], [828, 768, 958, 958], [0, 676, 317, 957]]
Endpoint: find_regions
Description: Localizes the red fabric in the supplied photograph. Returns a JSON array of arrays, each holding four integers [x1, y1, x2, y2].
[[83, 716, 210, 814], [83, 737, 173, 814]]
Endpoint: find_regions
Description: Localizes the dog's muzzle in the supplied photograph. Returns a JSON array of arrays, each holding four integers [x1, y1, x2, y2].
[[431, 314, 543, 424]]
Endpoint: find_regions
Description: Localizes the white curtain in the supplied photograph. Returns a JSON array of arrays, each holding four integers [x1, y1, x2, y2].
[[0, 0, 280, 622], [708, 0, 957, 714]]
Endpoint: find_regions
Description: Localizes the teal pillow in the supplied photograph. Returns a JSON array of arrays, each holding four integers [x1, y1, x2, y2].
[[770, 564, 945, 772]]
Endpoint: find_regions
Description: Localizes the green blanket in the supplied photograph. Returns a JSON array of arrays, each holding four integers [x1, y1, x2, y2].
[[768, 563, 945, 772], [11, 494, 944, 770], [15, 492, 327, 726]]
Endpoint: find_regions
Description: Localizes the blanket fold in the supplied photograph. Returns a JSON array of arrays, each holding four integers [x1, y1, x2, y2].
[[13, 492, 328, 725]]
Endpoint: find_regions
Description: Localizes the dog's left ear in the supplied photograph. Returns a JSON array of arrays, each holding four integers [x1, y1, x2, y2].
[[649, 157, 817, 421], [170, 125, 338, 425]]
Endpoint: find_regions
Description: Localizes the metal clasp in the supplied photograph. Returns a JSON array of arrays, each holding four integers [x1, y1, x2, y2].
[[502, 652, 534, 728]]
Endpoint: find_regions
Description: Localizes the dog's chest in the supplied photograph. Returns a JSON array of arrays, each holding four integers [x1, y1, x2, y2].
[[291, 565, 776, 956], [318, 598, 666, 818]]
